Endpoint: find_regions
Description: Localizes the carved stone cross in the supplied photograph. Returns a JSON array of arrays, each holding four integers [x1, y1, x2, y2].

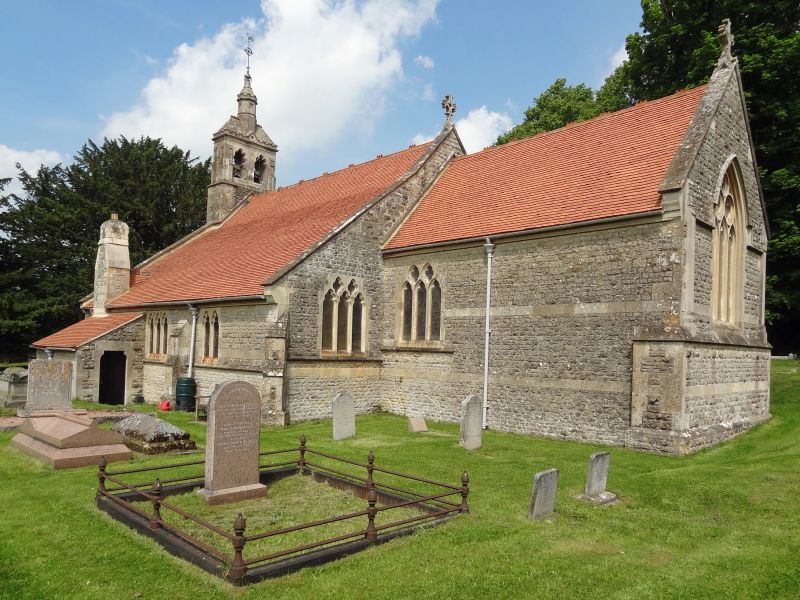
[[717, 18, 734, 61], [441, 95, 457, 125]]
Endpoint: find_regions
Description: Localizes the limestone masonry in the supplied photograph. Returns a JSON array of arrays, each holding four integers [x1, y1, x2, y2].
[[33, 32, 770, 455]]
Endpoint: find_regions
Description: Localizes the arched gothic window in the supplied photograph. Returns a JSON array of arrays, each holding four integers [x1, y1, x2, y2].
[[233, 149, 245, 179], [203, 314, 211, 358], [320, 277, 366, 355], [399, 265, 443, 343], [712, 164, 745, 324], [254, 155, 265, 184], [147, 313, 168, 358], [203, 312, 220, 359], [212, 313, 219, 358]]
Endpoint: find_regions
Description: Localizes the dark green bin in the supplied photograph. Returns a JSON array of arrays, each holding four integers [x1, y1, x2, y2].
[[175, 377, 196, 412]]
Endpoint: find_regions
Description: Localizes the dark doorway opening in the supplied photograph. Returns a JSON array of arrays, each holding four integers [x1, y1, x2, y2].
[[99, 351, 126, 405]]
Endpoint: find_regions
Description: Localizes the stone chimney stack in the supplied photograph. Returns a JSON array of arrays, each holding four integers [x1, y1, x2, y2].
[[93, 213, 130, 316]]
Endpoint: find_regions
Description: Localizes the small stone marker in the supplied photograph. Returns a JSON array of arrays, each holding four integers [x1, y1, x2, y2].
[[21, 359, 73, 416], [459, 394, 482, 450], [529, 468, 559, 520], [579, 451, 618, 504], [408, 416, 427, 432], [332, 392, 355, 441], [198, 381, 266, 505]]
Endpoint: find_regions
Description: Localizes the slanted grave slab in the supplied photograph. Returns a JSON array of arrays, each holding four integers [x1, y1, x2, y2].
[[198, 381, 266, 505], [408, 417, 427, 433], [529, 468, 559, 521], [459, 394, 482, 450], [332, 392, 355, 441]]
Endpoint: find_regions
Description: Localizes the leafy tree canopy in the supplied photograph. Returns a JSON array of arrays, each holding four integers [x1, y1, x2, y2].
[[0, 137, 210, 359]]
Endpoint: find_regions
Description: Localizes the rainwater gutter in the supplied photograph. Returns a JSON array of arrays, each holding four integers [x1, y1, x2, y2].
[[187, 305, 199, 378], [482, 237, 495, 429]]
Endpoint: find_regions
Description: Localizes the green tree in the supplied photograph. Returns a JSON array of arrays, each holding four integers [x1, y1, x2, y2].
[[0, 137, 210, 359]]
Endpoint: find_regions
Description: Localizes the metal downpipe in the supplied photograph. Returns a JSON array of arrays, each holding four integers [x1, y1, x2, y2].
[[482, 238, 495, 429]]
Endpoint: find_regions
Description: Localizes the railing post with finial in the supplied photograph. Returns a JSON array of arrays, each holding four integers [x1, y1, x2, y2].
[[298, 434, 307, 474], [460, 471, 470, 514], [96, 456, 107, 498], [366, 450, 375, 491], [228, 513, 248, 582], [149, 478, 163, 529], [365, 488, 378, 541]]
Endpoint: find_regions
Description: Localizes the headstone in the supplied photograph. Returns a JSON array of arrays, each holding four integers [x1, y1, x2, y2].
[[20, 359, 73, 416], [11, 411, 132, 469], [0, 367, 28, 409], [198, 381, 266, 505], [579, 451, 618, 504], [408, 417, 428, 432], [459, 394, 482, 450], [112, 414, 197, 454], [332, 392, 355, 440], [528, 468, 559, 520]]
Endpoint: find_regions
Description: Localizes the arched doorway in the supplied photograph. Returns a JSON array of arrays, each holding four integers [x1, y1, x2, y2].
[[99, 351, 126, 405]]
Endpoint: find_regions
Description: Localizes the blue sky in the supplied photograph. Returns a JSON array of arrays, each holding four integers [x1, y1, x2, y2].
[[0, 1, 642, 194]]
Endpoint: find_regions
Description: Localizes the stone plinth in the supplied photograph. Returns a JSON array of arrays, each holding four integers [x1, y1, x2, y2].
[[332, 392, 355, 441], [529, 468, 559, 521], [20, 359, 73, 416], [11, 412, 131, 469], [198, 381, 266, 505], [459, 395, 482, 450], [112, 414, 196, 454]]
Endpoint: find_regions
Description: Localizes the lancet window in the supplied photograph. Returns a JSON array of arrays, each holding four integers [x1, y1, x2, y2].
[[202, 311, 220, 360], [321, 277, 366, 355], [400, 265, 442, 343], [711, 163, 746, 325], [146, 313, 168, 358]]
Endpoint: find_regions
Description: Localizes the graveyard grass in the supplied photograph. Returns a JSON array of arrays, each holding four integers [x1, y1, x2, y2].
[[0, 360, 798, 599]]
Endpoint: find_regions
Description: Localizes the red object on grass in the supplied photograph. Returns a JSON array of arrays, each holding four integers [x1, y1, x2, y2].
[[159, 398, 172, 411]]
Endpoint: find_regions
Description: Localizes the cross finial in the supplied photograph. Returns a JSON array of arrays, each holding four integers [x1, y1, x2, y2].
[[717, 19, 734, 63], [441, 95, 456, 126], [244, 33, 254, 75]]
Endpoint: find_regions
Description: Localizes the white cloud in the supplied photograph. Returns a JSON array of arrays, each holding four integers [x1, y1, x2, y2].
[[0, 145, 64, 197], [454, 106, 512, 153], [609, 43, 627, 72], [101, 0, 439, 177], [414, 54, 434, 69], [411, 132, 429, 146]]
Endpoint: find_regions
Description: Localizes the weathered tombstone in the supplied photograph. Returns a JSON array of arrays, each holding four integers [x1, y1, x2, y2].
[[198, 381, 266, 505], [579, 451, 618, 504], [0, 367, 28, 409], [112, 414, 197, 454], [528, 468, 559, 520], [459, 394, 482, 450], [20, 359, 73, 416], [332, 392, 355, 440], [408, 416, 428, 433]]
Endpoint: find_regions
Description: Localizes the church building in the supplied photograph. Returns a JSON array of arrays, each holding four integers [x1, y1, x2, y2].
[[33, 29, 770, 454]]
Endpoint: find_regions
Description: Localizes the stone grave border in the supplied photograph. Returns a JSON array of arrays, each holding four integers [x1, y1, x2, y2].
[[95, 435, 469, 585]]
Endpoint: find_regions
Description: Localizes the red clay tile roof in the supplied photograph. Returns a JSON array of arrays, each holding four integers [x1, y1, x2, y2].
[[385, 85, 707, 250], [33, 313, 142, 349], [107, 144, 429, 306]]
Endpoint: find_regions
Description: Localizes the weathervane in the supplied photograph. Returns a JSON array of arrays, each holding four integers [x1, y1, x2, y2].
[[441, 95, 456, 126], [244, 34, 254, 75]]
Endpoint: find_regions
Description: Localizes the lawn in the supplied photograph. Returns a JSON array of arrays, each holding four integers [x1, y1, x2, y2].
[[1, 360, 798, 599]]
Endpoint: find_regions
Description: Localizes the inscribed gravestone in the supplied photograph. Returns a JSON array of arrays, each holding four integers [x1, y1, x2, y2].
[[22, 359, 73, 415], [332, 392, 355, 440], [579, 451, 617, 504], [529, 468, 559, 520], [198, 381, 266, 505], [408, 417, 427, 432], [459, 394, 482, 450]]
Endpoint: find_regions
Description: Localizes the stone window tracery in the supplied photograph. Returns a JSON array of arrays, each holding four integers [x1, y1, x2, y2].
[[399, 265, 443, 343], [711, 163, 746, 325], [321, 277, 366, 355], [233, 149, 245, 179], [146, 313, 168, 359], [202, 311, 220, 360]]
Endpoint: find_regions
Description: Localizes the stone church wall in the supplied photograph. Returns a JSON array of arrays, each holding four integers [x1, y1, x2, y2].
[[381, 218, 683, 447], [279, 130, 464, 421]]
